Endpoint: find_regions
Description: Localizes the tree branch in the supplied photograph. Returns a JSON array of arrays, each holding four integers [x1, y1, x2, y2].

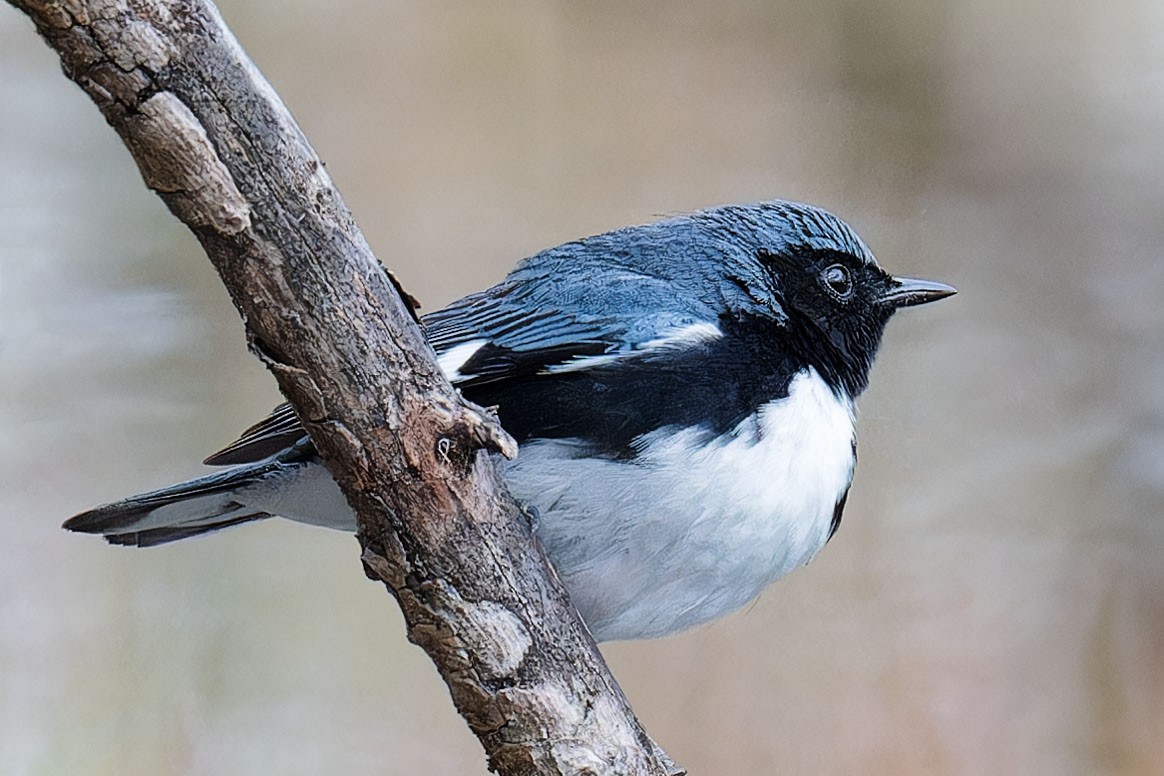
[[8, 1, 680, 773]]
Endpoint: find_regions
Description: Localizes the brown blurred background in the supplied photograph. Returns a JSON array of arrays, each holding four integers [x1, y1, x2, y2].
[[2, 1, 1162, 774]]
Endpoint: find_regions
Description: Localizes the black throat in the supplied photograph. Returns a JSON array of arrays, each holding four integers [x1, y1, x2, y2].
[[775, 305, 883, 398]]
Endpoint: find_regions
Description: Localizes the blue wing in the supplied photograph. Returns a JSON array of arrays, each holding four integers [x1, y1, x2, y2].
[[425, 236, 723, 385], [205, 234, 722, 465]]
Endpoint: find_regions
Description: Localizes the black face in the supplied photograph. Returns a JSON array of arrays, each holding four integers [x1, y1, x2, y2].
[[758, 247, 954, 397]]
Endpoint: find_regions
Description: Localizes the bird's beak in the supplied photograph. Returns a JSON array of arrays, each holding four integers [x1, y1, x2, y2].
[[881, 276, 957, 308]]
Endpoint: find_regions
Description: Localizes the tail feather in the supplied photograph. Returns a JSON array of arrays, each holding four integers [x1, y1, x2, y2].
[[64, 461, 283, 547], [104, 512, 271, 548]]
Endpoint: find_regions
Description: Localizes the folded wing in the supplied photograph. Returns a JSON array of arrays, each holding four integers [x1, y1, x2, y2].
[[205, 247, 721, 466]]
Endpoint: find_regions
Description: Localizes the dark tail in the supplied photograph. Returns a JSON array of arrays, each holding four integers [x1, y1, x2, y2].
[[64, 461, 281, 547]]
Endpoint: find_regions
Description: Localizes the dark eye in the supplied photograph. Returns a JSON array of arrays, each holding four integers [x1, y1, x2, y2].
[[822, 264, 853, 299]]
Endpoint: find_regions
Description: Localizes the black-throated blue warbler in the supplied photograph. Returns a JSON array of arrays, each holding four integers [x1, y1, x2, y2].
[[66, 200, 954, 641]]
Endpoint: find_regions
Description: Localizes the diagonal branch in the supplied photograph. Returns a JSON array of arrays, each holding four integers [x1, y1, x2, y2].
[[8, 1, 680, 773]]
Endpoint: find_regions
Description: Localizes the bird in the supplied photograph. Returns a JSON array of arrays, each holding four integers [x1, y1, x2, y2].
[[65, 200, 955, 641]]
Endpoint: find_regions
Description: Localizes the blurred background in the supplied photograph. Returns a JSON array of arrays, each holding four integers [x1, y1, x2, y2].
[[2, 1, 1162, 774]]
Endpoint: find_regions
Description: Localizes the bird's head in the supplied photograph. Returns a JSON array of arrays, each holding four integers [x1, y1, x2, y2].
[[700, 201, 956, 398]]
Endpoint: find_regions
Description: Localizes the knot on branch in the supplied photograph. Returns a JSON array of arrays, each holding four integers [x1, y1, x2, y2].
[[22, 1, 249, 235], [124, 92, 251, 233], [411, 582, 533, 680], [447, 398, 519, 461]]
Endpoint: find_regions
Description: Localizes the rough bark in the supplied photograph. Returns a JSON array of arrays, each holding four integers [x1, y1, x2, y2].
[[8, 1, 681, 773]]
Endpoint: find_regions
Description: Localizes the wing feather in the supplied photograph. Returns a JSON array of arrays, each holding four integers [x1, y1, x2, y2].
[[204, 238, 721, 465], [203, 403, 307, 465]]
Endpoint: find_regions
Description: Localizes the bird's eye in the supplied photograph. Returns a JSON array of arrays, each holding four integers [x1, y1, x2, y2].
[[822, 264, 853, 299]]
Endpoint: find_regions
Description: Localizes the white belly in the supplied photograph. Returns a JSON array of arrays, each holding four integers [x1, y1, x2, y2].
[[502, 368, 856, 641], [253, 368, 855, 642]]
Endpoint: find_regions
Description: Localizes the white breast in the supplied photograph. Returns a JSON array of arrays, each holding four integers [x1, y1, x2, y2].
[[244, 367, 856, 642], [502, 367, 856, 641]]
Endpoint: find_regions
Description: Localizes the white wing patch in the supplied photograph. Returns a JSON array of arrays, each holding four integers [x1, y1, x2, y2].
[[542, 322, 723, 375], [539, 353, 623, 375], [437, 339, 486, 381], [640, 321, 723, 350]]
